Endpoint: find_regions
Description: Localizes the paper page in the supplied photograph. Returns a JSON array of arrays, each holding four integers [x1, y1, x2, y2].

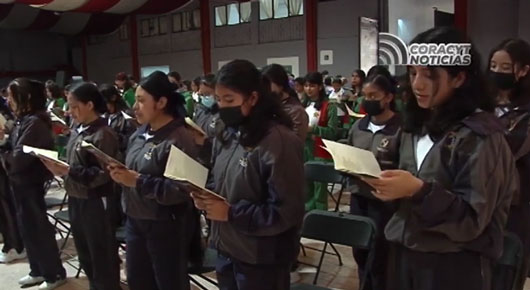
[[185, 117, 206, 136], [50, 112, 67, 126], [22, 145, 69, 167], [345, 104, 366, 119], [321, 139, 381, 178], [164, 145, 224, 200], [0, 114, 6, 128], [80, 141, 126, 168]]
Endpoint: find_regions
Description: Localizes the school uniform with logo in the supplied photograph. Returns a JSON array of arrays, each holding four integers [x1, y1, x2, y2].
[[122, 118, 202, 290], [346, 114, 401, 290], [385, 112, 517, 290], [209, 123, 305, 290], [193, 103, 222, 167], [304, 100, 339, 211], [64, 118, 121, 290], [494, 102, 530, 290]]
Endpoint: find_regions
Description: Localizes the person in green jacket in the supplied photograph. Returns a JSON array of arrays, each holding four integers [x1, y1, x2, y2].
[[115, 72, 135, 108], [45, 80, 66, 111], [180, 80, 196, 118], [304, 72, 339, 211]]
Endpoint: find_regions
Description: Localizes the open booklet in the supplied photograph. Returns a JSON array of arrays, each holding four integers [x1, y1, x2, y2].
[[121, 111, 140, 128], [80, 141, 126, 168], [164, 145, 224, 200], [345, 104, 366, 119], [22, 145, 70, 168], [185, 117, 206, 136], [50, 111, 67, 126], [0, 113, 6, 129], [321, 139, 381, 178]]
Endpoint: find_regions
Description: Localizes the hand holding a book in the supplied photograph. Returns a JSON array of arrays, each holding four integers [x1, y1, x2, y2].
[[41, 158, 70, 177], [108, 165, 140, 187], [363, 170, 424, 201], [190, 191, 230, 222]]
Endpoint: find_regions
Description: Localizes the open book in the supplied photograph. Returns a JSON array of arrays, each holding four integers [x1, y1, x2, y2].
[[50, 111, 67, 126], [121, 111, 140, 128], [23, 145, 70, 168], [0, 113, 7, 129], [321, 139, 381, 178], [80, 141, 126, 168], [345, 104, 366, 119], [164, 145, 224, 200], [185, 117, 206, 136]]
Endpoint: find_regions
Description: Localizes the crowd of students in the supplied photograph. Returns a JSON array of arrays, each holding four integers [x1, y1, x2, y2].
[[0, 26, 528, 290]]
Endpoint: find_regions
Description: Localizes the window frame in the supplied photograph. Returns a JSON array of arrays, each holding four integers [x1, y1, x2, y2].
[[259, 0, 304, 21], [214, 2, 251, 27]]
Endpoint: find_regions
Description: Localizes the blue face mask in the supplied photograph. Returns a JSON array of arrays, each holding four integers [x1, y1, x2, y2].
[[201, 95, 216, 108]]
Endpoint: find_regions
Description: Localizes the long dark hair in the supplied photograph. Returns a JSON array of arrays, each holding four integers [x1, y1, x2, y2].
[[403, 27, 494, 138], [262, 64, 301, 104], [8, 78, 48, 118], [139, 71, 186, 119], [70, 82, 108, 114], [99, 83, 129, 113], [487, 38, 530, 107], [216, 60, 293, 147], [305, 72, 327, 110], [45, 80, 62, 100], [352, 69, 366, 92]]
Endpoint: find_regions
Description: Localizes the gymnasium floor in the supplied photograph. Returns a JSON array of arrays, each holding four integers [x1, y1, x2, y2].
[[0, 185, 528, 290]]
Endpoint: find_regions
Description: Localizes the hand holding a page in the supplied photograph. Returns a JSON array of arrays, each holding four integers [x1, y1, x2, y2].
[[190, 191, 230, 222], [108, 165, 139, 187], [363, 170, 424, 201]]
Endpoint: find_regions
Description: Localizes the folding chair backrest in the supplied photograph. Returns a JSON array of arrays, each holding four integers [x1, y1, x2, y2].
[[301, 210, 376, 249], [304, 161, 343, 184]]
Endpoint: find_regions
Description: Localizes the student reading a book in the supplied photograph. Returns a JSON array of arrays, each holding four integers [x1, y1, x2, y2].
[[304, 72, 339, 211], [0, 78, 66, 290], [107, 71, 202, 290], [100, 84, 136, 155], [262, 64, 309, 141], [363, 27, 518, 290], [42, 82, 121, 290], [0, 164, 25, 264], [346, 68, 401, 290], [45, 80, 65, 112], [115, 72, 135, 108], [193, 73, 220, 138], [190, 59, 305, 290], [489, 38, 530, 290]]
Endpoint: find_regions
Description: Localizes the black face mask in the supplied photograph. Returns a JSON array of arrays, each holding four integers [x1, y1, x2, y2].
[[219, 105, 246, 128], [489, 71, 517, 90], [362, 99, 384, 116]]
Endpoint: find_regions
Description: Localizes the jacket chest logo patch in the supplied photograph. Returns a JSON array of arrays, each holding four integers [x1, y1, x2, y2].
[[239, 157, 248, 168], [143, 144, 157, 160], [444, 132, 458, 150], [379, 138, 390, 148]]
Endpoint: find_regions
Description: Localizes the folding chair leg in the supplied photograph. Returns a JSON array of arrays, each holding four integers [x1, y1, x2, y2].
[[59, 229, 71, 251], [313, 242, 328, 285], [334, 189, 344, 212], [300, 243, 307, 256], [189, 275, 209, 290], [198, 274, 218, 286], [329, 243, 343, 266], [75, 266, 82, 278]]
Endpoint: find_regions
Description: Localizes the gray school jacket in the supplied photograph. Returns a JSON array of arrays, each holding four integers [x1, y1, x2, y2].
[[208, 123, 305, 265], [384, 112, 518, 259], [193, 103, 220, 139], [2, 111, 54, 188], [122, 118, 199, 220], [64, 118, 119, 199], [497, 102, 530, 204], [282, 97, 309, 141], [347, 114, 402, 199]]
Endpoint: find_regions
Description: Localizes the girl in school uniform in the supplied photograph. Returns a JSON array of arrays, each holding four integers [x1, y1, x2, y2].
[[346, 68, 401, 290], [108, 71, 202, 290], [193, 74, 220, 137], [190, 59, 305, 290], [115, 72, 135, 108], [364, 27, 518, 290], [100, 84, 136, 155], [488, 38, 530, 290], [262, 64, 309, 141], [351, 69, 366, 113], [304, 72, 339, 211], [42, 82, 121, 290], [1, 78, 66, 290]]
